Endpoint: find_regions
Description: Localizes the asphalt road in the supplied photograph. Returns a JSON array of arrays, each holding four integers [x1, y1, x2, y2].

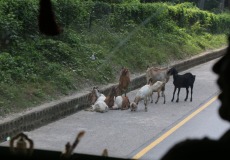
[[0, 58, 225, 159], [130, 98, 230, 160]]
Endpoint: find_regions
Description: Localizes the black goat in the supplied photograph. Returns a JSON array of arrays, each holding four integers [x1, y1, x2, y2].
[[169, 68, 196, 102]]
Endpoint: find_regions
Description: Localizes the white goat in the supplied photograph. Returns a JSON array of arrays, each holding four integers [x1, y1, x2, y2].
[[146, 66, 171, 97], [151, 80, 166, 104], [96, 93, 106, 102], [130, 79, 165, 112], [86, 87, 108, 113], [91, 101, 109, 113]]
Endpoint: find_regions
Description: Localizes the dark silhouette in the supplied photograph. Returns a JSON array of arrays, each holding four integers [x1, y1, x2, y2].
[[169, 67, 196, 102], [38, 0, 62, 36], [160, 35, 230, 160]]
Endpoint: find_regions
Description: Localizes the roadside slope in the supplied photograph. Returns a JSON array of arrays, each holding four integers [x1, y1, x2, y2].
[[0, 46, 227, 142]]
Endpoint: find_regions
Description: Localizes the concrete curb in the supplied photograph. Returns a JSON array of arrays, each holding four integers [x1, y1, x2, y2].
[[0, 47, 227, 142]]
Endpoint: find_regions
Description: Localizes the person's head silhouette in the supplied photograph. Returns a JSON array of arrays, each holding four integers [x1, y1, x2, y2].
[[213, 35, 230, 122]]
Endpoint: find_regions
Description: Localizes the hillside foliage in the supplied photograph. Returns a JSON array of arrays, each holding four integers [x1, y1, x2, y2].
[[0, 0, 229, 117]]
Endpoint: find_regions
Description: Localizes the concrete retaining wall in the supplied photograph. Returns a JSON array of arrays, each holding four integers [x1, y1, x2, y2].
[[0, 47, 227, 142]]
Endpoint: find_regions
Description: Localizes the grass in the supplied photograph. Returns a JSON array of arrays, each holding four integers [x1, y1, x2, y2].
[[0, 20, 228, 119]]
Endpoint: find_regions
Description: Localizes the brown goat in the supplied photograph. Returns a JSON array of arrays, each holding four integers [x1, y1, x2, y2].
[[88, 87, 100, 105], [120, 96, 130, 110], [115, 67, 131, 96], [104, 86, 117, 109]]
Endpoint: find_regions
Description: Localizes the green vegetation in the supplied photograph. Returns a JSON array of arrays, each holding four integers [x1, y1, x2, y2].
[[0, 0, 229, 117]]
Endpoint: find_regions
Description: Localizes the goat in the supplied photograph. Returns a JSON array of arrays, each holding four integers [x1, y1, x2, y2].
[[130, 78, 165, 112], [89, 86, 117, 109], [86, 87, 108, 113], [89, 86, 101, 105], [91, 101, 109, 113], [169, 67, 196, 102], [88, 86, 107, 104], [151, 80, 166, 104], [104, 86, 117, 109], [111, 95, 130, 110], [115, 67, 130, 96], [146, 66, 171, 97]]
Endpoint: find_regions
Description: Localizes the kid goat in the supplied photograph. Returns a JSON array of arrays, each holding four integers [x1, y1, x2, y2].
[[87, 87, 108, 113], [146, 66, 171, 97], [130, 78, 166, 112], [169, 67, 196, 102], [88, 86, 122, 112]]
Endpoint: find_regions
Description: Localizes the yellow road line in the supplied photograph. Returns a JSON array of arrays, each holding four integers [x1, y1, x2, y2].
[[132, 96, 218, 159]]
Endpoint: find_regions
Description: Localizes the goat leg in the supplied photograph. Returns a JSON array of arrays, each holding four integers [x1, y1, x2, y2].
[[155, 92, 160, 104], [150, 92, 153, 103], [184, 87, 189, 101], [176, 88, 180, 103], [171, 87, 176, 102], [190, 86, 193, 102], [144, 98, 148, 112], [161, 86, 165, 97]]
